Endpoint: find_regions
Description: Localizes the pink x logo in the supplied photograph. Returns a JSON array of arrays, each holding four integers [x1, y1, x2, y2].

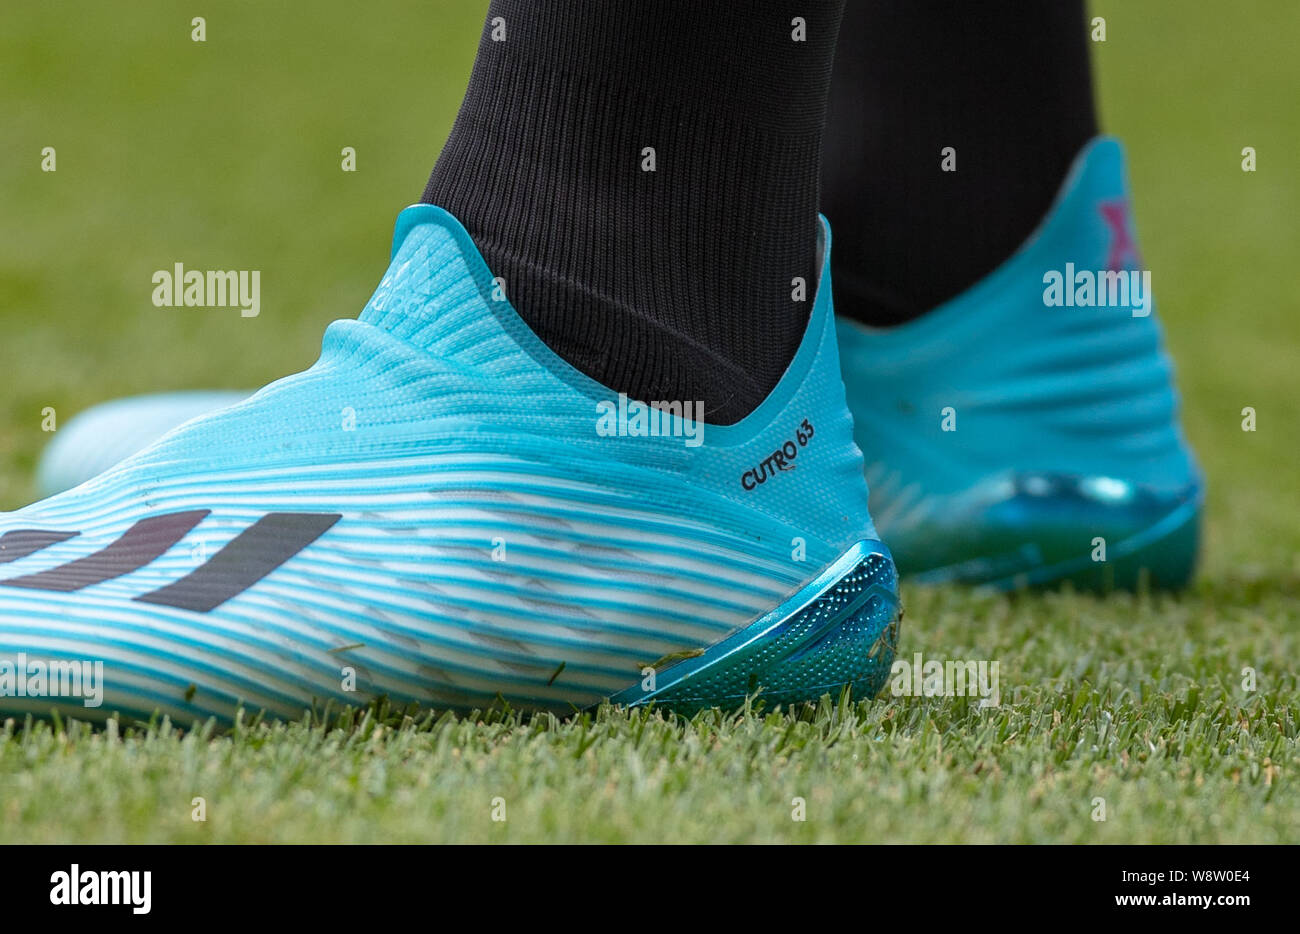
[[1100, 199, 1142, 271]]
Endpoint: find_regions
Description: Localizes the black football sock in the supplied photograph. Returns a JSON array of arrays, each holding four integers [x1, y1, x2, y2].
[[821, 0, 1099, 327], [422, 0, 844, 424]]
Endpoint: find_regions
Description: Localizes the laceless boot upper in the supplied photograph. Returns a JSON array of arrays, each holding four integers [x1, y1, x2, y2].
[[0, 206, 896, 720], [37, 391, 251, 498], [837, 138, 1202, 588]]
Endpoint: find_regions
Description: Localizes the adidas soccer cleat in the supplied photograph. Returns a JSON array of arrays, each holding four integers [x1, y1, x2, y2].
[[37, 391, 251, 497], [0, 206, 899, 722], [836, 138, 1202, 590]]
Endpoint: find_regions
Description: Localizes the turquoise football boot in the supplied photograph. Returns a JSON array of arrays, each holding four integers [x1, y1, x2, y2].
[[37, 391, 250, 497], [836, 138, 1202, 590], [0, 206, 899, 722]]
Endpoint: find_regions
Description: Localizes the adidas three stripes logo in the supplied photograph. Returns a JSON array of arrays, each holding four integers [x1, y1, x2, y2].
[[0, 510, 340, 612]]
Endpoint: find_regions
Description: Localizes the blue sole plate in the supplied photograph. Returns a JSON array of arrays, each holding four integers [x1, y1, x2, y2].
[[608, 540, 901, 713]]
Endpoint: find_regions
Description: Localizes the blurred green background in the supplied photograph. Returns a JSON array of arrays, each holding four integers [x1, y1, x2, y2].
[[2, 1, 1296, 582], [0, 0, 485, 500]]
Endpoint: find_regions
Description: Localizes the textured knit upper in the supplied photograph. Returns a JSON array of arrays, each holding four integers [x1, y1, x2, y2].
[[0, 206, 872, 720]]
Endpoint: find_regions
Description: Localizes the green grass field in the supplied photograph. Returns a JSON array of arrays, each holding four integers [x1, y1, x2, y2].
[[0, 1, 1296, 843]]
